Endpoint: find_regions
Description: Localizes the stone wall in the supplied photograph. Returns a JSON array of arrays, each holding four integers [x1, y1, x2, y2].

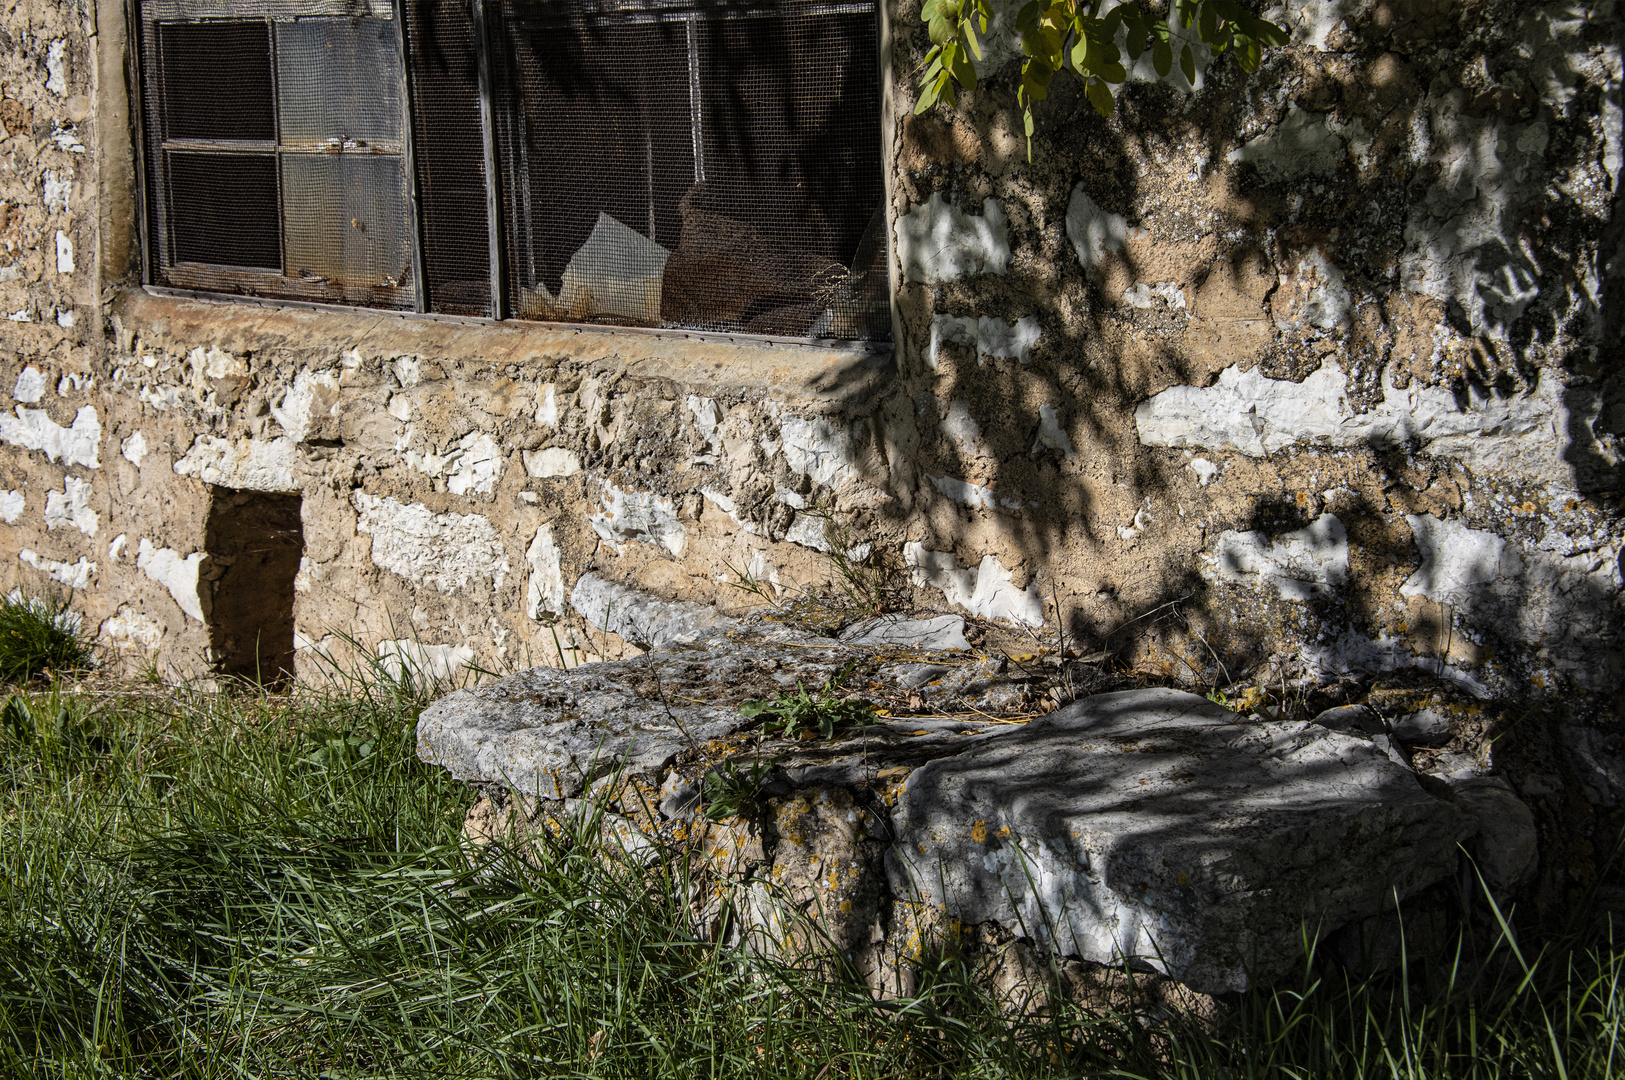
[[0, 0, 1620, 710]]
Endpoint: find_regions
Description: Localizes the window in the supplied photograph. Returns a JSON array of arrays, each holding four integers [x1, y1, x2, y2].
[[134, 0, 891, 341]]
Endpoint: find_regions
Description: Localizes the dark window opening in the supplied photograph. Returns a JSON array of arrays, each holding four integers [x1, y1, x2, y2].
[[490, 0, 889, 339], [204, 489, 304, 685]]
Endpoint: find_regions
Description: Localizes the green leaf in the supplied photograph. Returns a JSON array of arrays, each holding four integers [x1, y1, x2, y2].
[[1070, 35, 1088, 72], [949, 45, 978, 90], [737, 699, 777, 718], [1126, 22, 1148, 58], [1253, 18, 1290, 46], [928, 13, 955, 44], [1198, 1, 1218, 43], [1015, 0, 1043, 32], [964, 22, 983, 59], [1099, 61, 1127, 83], [1153, 37, 1172, 76], [1180, 42, 1196, 84], [1102, 2, 1134, 35], [1084, 77, 1114, 116]]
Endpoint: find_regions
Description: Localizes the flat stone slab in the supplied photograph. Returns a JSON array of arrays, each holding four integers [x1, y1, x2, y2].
[[418, 633, 850, 798], [888, 688, 1475, 993], [419, 631, 1495, 998]]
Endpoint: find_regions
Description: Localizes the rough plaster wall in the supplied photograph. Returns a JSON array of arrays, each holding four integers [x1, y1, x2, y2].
[[1, 0, 1620, 711]]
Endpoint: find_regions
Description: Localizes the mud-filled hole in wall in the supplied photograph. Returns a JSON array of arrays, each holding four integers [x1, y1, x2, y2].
[[203, 488, 304, 683]]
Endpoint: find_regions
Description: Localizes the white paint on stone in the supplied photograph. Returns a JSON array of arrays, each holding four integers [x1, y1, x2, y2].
[[701, 487, 756, 534], [1189, 457, 1220, 485], [54, 231, 73, 274], [929, 474, 998, 511], [1117, 505, 1154, 543], [1208, 513, 1349, 601], [1066, 186, 1128, 271], [535, 384, 558, 426], [943, 400, 990, 461], [588, 483, 686, 558], [386, 394, 412, 422], [101, 607, 163, 651], [1033, 403, 1075, 460], [43, 476, 97, 536], [1227, 104, 1365, 180], [1122, 281, 1187, 310], [406, 431, 504, 495], [120, 432, 148, 466], [378, 639, 474, 682], [108, 534, 127, 561], [13, 365, 46, 403], [780, 415, 858, 486], [1401, 515, 1516, 608], [269, 368, 340, 443], [785, 513, 833, 552], [1136, 362, 1576, 489], [686, 394, 723, 460], [524, 524, 565, 619], [0, 489, 23, 523], [174, 435, 298, 492], [354, 492, 511, 594], [45, 39, 67, 95], [522, 446, 582, 478], [896, 194, 1011, 283], [42, 168, 71, 213], [20, 549, 94, 589], [1276, 250, 1351, 331], [137, 539, 205, 622], [928, 314, 1041, 368], [905, 543, 1045, 626], [1302, 628, 1491, 699], [0, 405, 101, 467]]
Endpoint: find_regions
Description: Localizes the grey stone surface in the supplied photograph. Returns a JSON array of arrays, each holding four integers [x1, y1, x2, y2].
[[1448, 776, 1538, 898], [417, 637, 853, 798], [1391, 708, 1453, 746], [887, 688, 1476, 994], [1312, 704, 1386, 738], [571, 572, 735, 649], [840, 614, 970, 651]]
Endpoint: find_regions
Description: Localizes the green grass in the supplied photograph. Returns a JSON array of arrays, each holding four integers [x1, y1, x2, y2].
[[1, 670, 1621, 1078], [0, 591, 93, 684]]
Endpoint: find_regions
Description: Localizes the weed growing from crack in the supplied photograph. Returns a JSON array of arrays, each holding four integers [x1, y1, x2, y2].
[[738, 663, 875, 739], [701, 756, 782, 822]]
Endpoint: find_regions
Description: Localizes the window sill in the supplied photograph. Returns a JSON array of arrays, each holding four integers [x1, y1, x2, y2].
[[118, 286, 896, 408]]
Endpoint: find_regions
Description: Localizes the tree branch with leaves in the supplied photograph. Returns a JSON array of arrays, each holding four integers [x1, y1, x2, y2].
[[916, 0, 1289, 152]]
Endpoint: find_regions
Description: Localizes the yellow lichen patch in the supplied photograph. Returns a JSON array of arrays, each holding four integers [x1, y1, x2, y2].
[[971, 820, 988, 843]]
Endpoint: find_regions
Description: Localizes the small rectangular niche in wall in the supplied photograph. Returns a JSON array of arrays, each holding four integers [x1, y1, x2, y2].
[[204, 488, 304, 684]]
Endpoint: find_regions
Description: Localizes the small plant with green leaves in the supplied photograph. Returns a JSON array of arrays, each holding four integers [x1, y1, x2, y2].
[[0, 589, 93, 684], [738, 665, 875, 739], [701, 756, 782, 822], [917, 0, 1288, 156]]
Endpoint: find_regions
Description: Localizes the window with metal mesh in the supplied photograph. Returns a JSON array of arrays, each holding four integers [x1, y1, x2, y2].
[[135, 0, 888, 341], [489, 0, 889, 340], [137, 0, 415, 309]]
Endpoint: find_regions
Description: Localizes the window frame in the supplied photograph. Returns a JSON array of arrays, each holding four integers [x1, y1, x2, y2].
[[125, 0, 898, 350]]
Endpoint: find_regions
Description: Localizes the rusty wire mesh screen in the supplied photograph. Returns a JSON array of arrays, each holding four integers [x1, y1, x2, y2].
[[139, 3, 413, 308], [490, 0, 888, 340], [404, 0, 494, 316]]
